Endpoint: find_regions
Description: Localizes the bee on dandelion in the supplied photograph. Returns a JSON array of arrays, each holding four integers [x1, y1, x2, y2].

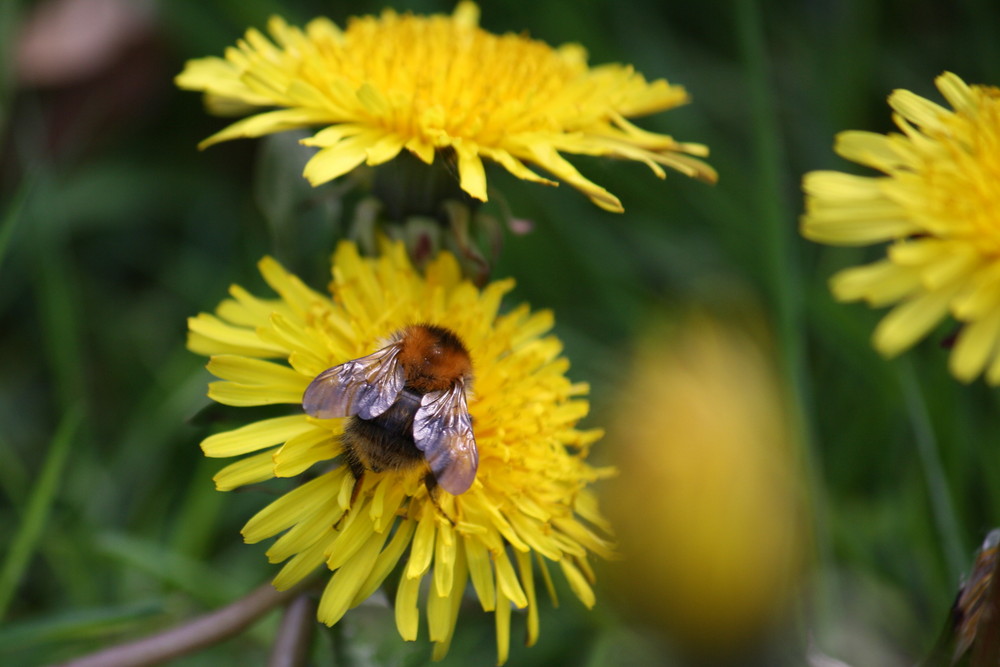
[[189, 240, 614, 663]]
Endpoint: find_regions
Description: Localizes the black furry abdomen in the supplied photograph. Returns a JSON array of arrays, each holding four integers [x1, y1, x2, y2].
[[341, 389, 424, 479]]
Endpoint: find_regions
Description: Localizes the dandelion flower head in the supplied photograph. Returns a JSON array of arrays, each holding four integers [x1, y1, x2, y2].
[[606, 317, 806, 656], [188, 240, 614, 662], [175, 2, 716, 213], [802, 72, 1000, 383]]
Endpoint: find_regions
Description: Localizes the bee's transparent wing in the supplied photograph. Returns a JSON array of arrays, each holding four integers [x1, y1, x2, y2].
[[302, 343, 404, 420], [413, 382, 478, 495]]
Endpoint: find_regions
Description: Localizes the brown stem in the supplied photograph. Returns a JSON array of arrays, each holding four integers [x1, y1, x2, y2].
[[55, 581, 312, 667], [267, 592, 317, 667]]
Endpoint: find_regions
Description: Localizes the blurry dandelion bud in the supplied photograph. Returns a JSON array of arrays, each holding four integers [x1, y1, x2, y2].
[[606, 316, 809, 660]]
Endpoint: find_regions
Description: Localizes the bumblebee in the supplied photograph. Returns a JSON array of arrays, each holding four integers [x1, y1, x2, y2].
[[302, 324, 478, 496]]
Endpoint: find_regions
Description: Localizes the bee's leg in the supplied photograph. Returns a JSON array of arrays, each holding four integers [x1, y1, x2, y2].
[[423, 475, 456, 526]]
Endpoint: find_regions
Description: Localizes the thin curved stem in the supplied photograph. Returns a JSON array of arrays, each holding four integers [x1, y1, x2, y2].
[[57, 580, 314, 667], [268, 592, 318, 667], [899, 361, 966, 578]]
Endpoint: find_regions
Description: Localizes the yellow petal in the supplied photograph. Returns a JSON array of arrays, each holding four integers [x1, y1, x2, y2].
[[936, 71, 975, 114], [802, 170, 883, 199], [434, 520, 457, 598], [834, 131, 907, 171], [216, 289, 283, 327], [465, 536, 496, 611], [551, 516, 617, 561], [187, 314, 285, 357], [272, 533, 333, 590], [493, 548, 528, 609], [206, 354, 305, 386], [429, 545, 469, 657], [302, 134, 378, 185], [317, 529, 390, 626], [495, 585, 511, 666], [266, 500, 344, 564], [514, 550, 539, 647], [242, 470, 342, 542], [260, 312, 323, 360], [830, 260, 921, 307], [351, 519, 417, 606], [873, 283, 963, 357], [257, 256, 327, 316], [950, 310, 1000, 382], [505, 511, 561, 560], [985, 345, 1000, 385], [365, 133, 406, 166], [369, 477, 407, 532], [201, 415, 313, 458], [198, 108, 334, 149], [325, 500, 378, 570], [272, 427, 339, 477], [452, 0, 480, 27], [175, 56, 273, 106], [455, 142, 488, 201], [889, 89, 950, 132], [559, 558, 596, 609], [888, 238, 949, 266], [406, 508, 438, 579], [953, 263, 1000, 320], [395, 570, 423, 641], [207, 381, 305, 407], [535, 553, 559, 606], [213, 450, 274, 491], [919, 248, 981, 291], [480, 148, 557, 187]]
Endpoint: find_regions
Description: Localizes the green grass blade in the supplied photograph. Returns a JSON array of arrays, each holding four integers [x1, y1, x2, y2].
[[733, 0, 830, 576], [0, 431, 29, 512], [0, 404, 84, 619], [899, 361, 967, 578], [0, 177, 31, 276], [0, 600, 164, 653]]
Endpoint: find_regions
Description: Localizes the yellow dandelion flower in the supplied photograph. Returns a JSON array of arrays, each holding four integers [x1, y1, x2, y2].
[[606, 317, 807, 658], [802, 72, 1000, 383], [175, 2, 715, 213], [188, 240, 614, 662]]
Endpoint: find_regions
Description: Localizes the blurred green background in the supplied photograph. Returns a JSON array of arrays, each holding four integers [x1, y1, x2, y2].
[[3, 0, 1000, 665]]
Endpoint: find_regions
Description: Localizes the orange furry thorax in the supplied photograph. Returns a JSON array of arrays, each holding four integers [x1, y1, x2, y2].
[[397, 324, 472, 393]]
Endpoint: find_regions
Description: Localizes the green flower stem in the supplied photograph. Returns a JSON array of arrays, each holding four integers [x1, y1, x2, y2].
[[733, 0, 830, 568], [60, 581, 315, 667], [0, 405, 82, 619], [899, 361, 966, 578], [267, 592, 317, 667]]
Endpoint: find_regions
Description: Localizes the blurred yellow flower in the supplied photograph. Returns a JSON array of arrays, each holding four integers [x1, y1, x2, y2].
[[606, 317, 807, 657], [175, 2, 715, 213], [802, 72, 1000, 383], [188, 240, 614, 663]]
